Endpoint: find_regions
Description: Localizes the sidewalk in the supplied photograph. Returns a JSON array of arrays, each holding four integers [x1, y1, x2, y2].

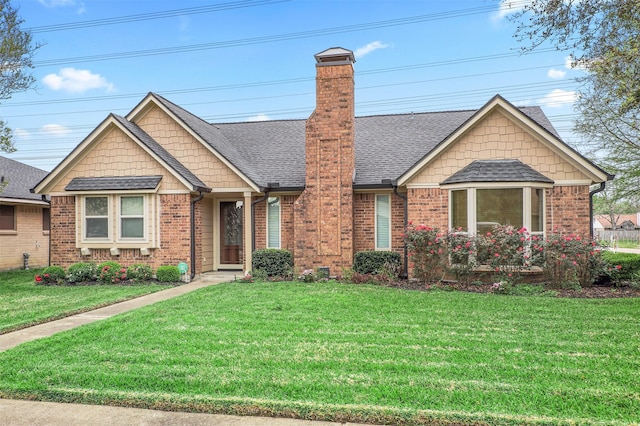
[[1, 273, 366, 425]]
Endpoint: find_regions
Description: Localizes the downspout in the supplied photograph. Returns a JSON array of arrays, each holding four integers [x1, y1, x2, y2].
[[589, 182, 606, 238], [42, 195, 51, 267], [387, 180, 408, 279], [251, 186, 271, 254], [190, 191, 204, 280]]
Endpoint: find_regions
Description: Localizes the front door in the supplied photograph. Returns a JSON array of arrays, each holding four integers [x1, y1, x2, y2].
[[219, 201, 243, 267]]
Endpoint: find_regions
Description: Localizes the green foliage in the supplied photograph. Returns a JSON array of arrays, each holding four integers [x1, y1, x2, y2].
[[97, 261, 126, 284], [542, 234, 604, 289], [126, 264, 153, 282], [66, 262, 97, 283], [155, 265, 181, 282], [404, 223, 446, 282], [34, 265, 65, 285], [601, 251, 640, 285], [252, 249, 293, 277], [353, 250, 401, 277]]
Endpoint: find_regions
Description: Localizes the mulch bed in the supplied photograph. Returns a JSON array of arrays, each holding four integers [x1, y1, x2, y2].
[[383, 280, 640, 298]]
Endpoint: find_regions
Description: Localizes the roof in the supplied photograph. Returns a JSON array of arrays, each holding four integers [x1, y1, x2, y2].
[[0, 156, 48, 203], [441, 159, 555, 185], [65, 176, 162, 191]]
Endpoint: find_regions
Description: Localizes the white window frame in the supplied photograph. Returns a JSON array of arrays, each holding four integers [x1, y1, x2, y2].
[[83, 195, 111, 242], [448, 185, 547, 237], [266, 196, 281, 249], [117, 195, 147, 242], [375, 193, 392, 250]]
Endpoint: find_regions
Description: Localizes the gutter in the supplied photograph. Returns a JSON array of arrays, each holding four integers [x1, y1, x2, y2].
[[42, 195, 51, 267], [190, 191, 204, 280], [382, 179, 408, 279], [589, 182, 607, 238], [251, 185, 273, 254]]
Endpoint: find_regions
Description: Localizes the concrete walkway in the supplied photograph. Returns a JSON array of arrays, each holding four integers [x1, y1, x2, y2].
[[1, 273, 367, 425]]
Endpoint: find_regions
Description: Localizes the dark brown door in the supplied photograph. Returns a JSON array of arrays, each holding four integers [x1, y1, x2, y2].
[[220, 201, 243, 265]]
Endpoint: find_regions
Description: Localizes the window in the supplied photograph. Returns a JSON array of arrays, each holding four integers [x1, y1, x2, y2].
[[85, 196, 109, 239], [42, 208, 50, 232], [375, 194, 391, 249], [0, 205, 15, 231], [120, 196, 144, 239], [266, 197, 280, 248], [450, 188, 545, 236]]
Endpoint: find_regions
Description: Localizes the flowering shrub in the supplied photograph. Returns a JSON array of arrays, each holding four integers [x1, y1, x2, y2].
[[299, 269, 316, 283], [34, 265, 65, 285], [67, 262, 98, 283], [476, 225, 538, 283], [126, 263, 153, 282], [446, 231, 478, 285], [404, 223, 446, 282], [98, 261, 126, 284], [542, 233, 603, 289]]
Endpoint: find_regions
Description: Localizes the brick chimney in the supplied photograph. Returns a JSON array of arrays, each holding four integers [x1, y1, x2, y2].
[[294, 47, 356, 275]]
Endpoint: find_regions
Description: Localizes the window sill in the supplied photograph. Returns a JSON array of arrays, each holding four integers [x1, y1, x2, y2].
[[0, 230, 18, 235]]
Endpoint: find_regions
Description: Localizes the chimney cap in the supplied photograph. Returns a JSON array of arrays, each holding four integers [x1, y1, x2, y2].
[[314, 47, 355, 65]]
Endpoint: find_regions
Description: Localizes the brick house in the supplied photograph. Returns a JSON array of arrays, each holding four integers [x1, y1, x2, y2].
[[1, 156, 50, 270], [33, 47, 612, 277]]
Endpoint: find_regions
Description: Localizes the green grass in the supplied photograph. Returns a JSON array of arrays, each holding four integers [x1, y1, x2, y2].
[[615, 240, 640, 249], [0, 268, 171, 334], [0, 281, 639, 425]]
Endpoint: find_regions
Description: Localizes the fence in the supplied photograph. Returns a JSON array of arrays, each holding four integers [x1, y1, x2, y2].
[[595, 230, 640, 243]]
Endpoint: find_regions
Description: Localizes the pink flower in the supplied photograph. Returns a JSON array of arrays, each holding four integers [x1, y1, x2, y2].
[[35, 275, 42, 282], [616, 265, 622, 270]]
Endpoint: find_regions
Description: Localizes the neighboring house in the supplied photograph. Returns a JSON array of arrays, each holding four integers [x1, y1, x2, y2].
[[33, 47, 612, 277], [0, 156, 50, 270], [594, 214, 640, 230]]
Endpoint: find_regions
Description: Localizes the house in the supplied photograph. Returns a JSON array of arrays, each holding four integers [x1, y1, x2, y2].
[[33, 47, 612, 277], [0, 156, 50, 270], [594, 214, 640, 230]]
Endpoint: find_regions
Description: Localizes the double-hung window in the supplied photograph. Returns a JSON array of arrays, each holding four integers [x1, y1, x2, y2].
[[85, 196, 109, 239], [120, 196, 145, 239], [266, 197, 280, 248], [375, 194, 391, 250]]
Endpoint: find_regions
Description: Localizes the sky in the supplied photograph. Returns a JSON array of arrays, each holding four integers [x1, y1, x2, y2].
[[3, 0, 585, 172]]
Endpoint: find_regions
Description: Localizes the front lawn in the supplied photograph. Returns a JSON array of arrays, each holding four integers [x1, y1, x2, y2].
[[0, 282, 638, 425], [0, 269, 171, 334]]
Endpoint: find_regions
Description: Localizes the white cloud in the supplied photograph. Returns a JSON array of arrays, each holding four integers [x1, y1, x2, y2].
[[354, 41, 390, 59], [41, 124, 72, 136], [38, 0, 75, 7], [13, 128, 30, 139], [547, 68, 566, 79], [565, 54, 591, 71], [538, 89, 577, 108], [491, 0, 530, 21], [42, 68, 114, 93], [247, 113, 269, 122]]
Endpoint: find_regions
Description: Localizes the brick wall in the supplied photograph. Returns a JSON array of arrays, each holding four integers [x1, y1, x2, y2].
[[254, 194, 296, 253], [48, 193, 197, 273], [0, 204, 49, 270], [353, 193, 405, 257], [293, 53, 355, 275], [547, 185, 591, 237], [407, 188, 449, 230]]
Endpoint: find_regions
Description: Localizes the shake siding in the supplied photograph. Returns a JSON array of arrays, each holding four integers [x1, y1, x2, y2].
[[410, 110, 588, 185], [49, 127, 184, 194], [135, 106, 248, 189]]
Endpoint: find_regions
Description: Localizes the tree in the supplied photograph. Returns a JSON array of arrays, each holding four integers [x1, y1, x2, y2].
[[506, 0, 639, 193], [0, 0, 40, 154]]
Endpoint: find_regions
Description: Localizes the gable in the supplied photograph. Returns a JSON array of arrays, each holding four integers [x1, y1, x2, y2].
[[133, 104, 253, 190], [406, 109, 597, 187], [47, 125, 186, 194]]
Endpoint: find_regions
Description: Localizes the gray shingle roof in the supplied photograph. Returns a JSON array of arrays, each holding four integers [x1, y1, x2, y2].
[[111, 114, 211, 192], [65, 176, 163, 191], [0, 156, 48, 202], [441, 159, 555, 185]]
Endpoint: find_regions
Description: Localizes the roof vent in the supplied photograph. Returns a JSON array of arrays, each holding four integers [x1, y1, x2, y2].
[[314, 47, 355, 66]]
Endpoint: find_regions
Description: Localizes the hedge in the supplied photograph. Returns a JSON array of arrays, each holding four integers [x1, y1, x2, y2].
[[252, 249, 293, 277], [353, 250, 402, 276]]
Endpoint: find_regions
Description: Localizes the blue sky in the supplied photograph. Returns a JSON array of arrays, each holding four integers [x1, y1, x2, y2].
[[3, 0, 584, 171]]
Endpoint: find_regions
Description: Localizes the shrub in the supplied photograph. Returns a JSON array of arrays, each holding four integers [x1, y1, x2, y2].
[[404, 223, 446, 282], [126, 263, 153, 282], [252, 249, 293, 277], [67, 262, 97, 283], [476, 225, 534, 284], [156, 265, 181, 282], [601, 251, 640, 285], [446, 232, 478, 285], [35, 265, 65, 285], [353, 250, 401, 277], [542, 233, 603, 289], [98, 261, 127, 284]]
